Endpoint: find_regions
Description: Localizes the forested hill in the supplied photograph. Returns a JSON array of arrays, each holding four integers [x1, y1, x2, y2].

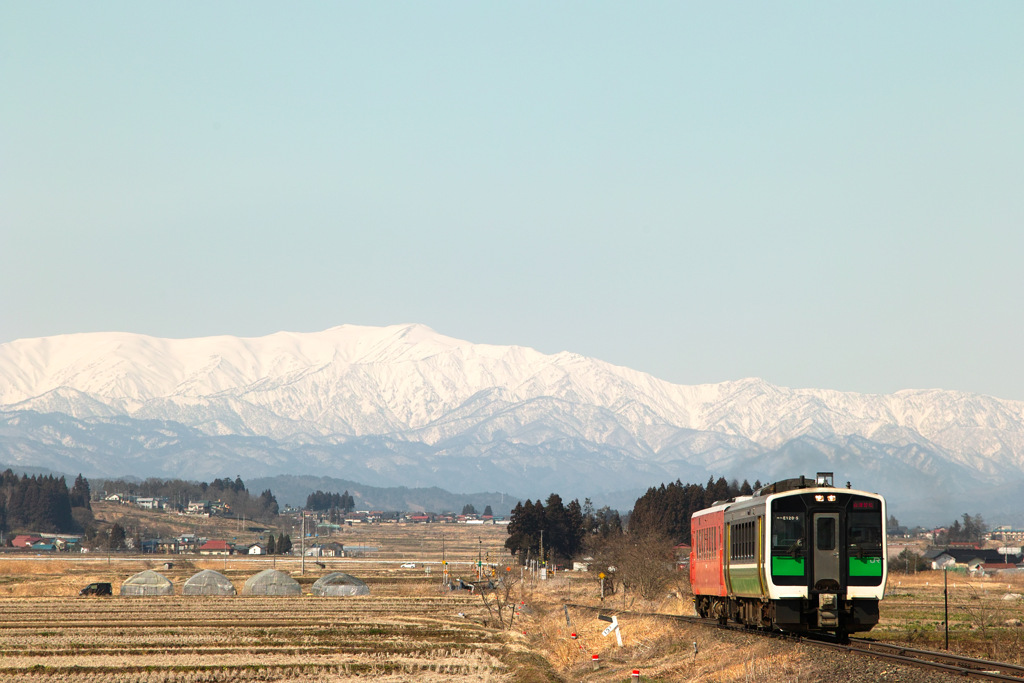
[[248, 474, 518, 516], [0, 471, 91, 534]]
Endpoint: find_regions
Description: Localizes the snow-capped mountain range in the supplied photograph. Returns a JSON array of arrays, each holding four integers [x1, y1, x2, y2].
[[2, 324, 1022, 522]]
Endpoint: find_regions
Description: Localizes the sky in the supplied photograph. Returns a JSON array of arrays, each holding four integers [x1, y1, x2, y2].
[[3, 3, 1023, 400]]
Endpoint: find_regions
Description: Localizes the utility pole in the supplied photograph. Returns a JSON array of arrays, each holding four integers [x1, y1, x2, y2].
[[944, 567, 949, 650], [539, 529, 545, 579], [440, 532, 446, 585], [300, 513, 305, 575]]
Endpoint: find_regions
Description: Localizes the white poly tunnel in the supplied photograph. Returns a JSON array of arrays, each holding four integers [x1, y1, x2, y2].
[[120, 569, 174, 596], [242, 569, 301, 596], [183, 569, 237, 596], [311, 572, 370, 597]]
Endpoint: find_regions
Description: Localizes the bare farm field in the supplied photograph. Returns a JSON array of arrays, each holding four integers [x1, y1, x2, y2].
[[0, 526, 553, 683], [0, 594, 539, 682], [2, 523, 1023, 682]]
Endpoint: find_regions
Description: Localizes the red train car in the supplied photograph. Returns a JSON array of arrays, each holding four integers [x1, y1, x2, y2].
[[689, 502, 727, 597]]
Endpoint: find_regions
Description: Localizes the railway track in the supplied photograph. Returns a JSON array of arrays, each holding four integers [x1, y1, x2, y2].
[[823, 638, 1024, 682], [565, 602, 1024, 682]]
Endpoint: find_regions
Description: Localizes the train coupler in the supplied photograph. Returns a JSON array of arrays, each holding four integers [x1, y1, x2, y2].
[[817, 593, 839, 628]]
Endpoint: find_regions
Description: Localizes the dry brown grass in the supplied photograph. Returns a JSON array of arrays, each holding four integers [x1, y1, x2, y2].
[[879, 569, 1024, 662], [514, 577, 817, 682]]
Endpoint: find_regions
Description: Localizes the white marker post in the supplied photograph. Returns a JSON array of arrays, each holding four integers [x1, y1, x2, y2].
[[599, 614, 623, 647]]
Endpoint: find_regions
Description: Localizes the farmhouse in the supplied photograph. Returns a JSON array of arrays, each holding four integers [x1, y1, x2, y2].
[[304, 542, 344, 557], [10, 535, 42, 549], [198, 539, 233, 556], [187, 500, 211, 515]]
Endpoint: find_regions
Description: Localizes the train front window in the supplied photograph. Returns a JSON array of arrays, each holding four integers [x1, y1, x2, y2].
[[848, 512, 882, 556], [772, 515, 804, 555], [847, 499, 884, 585]]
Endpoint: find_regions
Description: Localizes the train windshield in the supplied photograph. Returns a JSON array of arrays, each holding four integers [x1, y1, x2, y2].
[[847, 497, 884, 586], [848, 512, 883, 554], [772, 515, 804, 553], [770, 497, 806, 585]]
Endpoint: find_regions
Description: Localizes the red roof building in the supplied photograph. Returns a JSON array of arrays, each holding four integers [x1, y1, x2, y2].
[[198, 539, 233, 555], [11, 535, 42, 549]]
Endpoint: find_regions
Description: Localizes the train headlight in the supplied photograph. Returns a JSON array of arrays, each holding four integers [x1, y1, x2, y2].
[[814, 494, 824, 502], [827, 494, 836, 502]]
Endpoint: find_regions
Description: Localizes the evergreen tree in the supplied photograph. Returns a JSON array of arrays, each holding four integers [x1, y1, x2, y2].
[[278, 534, 292, 554], [108, 523, 127, 550], [504, 495, 586, 564], [461, 503, 477, 516], [266, 534, 276, 555], [483, 505, 493, 517], [70, 474, 92, 510]]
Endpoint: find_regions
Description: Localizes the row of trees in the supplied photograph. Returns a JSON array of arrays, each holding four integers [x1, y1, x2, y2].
[[936, 513, 988, 545], [630, 477, 759, 544], [0, 471, 91, 534], [305, 490, 355, 513], [265, 533, 293, 555], [504, 494, 586, 564]]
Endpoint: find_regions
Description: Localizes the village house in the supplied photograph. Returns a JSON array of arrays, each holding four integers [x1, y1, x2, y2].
[[10, 535, 42, 549], [198, 539, 233, 556], [178, 534, 201, 553], [187, 501, 211, 515]]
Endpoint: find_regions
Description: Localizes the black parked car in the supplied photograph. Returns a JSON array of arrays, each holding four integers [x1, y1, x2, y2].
[[79, 582, 112, 596]]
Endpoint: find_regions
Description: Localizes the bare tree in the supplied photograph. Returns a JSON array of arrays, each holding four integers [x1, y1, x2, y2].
[[957, 583, 1000, 643], [592, 529, 677, 604], [478, 567, 523, 629]]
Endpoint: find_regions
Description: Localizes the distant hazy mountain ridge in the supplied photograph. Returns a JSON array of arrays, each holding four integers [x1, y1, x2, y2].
[[2, 324, 1023, 521]]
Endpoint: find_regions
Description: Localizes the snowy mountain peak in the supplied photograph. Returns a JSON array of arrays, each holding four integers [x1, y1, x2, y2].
[[2, 325, 1024, 521]]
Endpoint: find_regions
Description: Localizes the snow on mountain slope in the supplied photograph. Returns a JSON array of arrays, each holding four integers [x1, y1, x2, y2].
[[2, 324, 1024, 497]]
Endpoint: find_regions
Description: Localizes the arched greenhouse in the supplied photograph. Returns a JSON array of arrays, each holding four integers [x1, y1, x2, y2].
[[120, 569, 174, 596], [183, 569, 237, 596], [242, 569, 301, 596], [311, 572, 370, 597]]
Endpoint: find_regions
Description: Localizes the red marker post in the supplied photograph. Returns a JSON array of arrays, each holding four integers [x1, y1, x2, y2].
[[631, 669, 640, 680], [591, 654, 600, 671]]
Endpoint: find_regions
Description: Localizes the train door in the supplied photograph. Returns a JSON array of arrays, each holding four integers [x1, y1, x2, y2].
[[812, 512, 840, 590]]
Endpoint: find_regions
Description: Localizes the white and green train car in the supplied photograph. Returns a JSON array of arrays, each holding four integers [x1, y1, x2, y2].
[[692, 472, 887, 636]]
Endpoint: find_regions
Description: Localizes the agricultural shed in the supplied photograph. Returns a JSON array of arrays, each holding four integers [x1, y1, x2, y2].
[[242, 569, 301, 596], [311, 572, 370, 597], [183, 569, 236, 596], [120, 570, 174, 596]]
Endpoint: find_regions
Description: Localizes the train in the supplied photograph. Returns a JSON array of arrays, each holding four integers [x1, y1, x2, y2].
[[690, 472, 886, 637]]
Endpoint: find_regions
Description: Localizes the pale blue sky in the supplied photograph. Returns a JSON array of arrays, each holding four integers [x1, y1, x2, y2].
[[3, 3, 1023, 399]]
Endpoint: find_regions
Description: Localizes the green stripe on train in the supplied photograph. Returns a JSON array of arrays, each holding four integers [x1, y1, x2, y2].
[[849, 557, 883, 577], [727, 565, 762, 595], [771, 556, 804, 576]]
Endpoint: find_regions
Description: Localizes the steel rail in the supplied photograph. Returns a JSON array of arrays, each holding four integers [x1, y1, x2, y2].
[[845, 638, 1024, 679]]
